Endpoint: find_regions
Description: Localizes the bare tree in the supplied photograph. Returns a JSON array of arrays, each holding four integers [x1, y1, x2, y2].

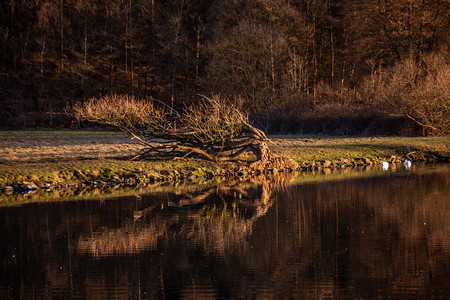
[[207, 20, 288, 113], [69, 94, 298, 170], [360, 50, 450, 135]]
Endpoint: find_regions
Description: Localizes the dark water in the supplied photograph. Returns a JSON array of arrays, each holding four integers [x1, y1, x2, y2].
[[1, 165, 449, 299]]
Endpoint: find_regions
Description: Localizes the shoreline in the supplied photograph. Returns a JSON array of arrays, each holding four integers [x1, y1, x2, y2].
[[1, 161, 449, 208], [2, 150, 448, 196], [1, 130, 449, 197]]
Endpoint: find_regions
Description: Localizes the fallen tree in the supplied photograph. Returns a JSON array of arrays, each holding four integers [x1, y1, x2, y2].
[[70, 94, 298, 170]]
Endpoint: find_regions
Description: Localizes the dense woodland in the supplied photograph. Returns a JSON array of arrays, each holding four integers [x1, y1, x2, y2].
[[1, 0, 449, 134]]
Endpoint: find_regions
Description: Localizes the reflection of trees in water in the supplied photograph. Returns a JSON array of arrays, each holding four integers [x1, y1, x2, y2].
[[276, 168, 450, 298], [77, 221, 167, 256], [77, 174, 297, 257], [1, 167, 449, 299], [304, 168, 450, 249], [73, 173, 305, 299]]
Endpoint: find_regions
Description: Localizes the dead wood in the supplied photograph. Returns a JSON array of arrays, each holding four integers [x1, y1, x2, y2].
[[70, 94, 297, 170]]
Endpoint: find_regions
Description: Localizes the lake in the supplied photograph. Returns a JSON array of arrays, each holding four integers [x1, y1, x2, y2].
[[1, 164, 449, 299]]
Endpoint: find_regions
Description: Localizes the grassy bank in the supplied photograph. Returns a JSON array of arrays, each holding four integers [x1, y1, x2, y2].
[[270, 135, 449, 165], [1, 130, 449, 189]]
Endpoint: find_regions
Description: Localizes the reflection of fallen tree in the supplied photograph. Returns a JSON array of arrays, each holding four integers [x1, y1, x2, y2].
[[77, 221, 168, 256], [134, 176, 276, 221], [77, 173, 297, 257]]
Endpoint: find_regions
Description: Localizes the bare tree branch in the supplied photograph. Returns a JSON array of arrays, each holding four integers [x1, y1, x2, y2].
[[69, 94, 298, 170]]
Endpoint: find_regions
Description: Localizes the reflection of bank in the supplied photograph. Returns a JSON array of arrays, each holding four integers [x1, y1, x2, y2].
[[3, 165, 449, 299], [77, 173, 297, 257]]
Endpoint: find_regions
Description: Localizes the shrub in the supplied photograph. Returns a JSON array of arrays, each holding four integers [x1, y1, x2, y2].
[[360, 50, 450, 135]]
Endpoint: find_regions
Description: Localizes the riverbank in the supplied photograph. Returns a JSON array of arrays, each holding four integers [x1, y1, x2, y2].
[[1, 130, 449, 192]]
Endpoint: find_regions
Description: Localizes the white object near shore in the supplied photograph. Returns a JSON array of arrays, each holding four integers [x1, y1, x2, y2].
[[403, 159, 412, 169], [381, 161, 389, 170]]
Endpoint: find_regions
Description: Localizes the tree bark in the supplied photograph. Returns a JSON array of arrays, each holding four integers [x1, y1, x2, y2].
[[60, 0, 64, 70]]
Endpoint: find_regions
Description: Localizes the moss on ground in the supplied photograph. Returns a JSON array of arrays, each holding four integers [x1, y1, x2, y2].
[[0, 130, 449, 189], [270, 135, 449, 164], [0, 158, 230, 188]]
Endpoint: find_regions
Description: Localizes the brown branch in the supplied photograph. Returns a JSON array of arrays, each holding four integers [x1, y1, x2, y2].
[[70, 94, 294, 168]]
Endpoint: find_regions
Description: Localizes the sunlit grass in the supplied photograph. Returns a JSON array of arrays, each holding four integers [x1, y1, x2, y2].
[[0, 129, 136, 163], [0, 130, 448, 190], [270, 135, 449, 163], [0, 158, 230, 188]]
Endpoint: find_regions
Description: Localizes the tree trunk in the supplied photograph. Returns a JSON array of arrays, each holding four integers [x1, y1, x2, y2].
[[60, 0, 64, 70]]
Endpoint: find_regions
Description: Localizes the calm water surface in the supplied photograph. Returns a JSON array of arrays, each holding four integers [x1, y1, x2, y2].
[[1, 164, 449, 299]]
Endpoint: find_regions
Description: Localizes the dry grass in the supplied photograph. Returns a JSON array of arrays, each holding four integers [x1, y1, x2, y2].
[[1, 130, 448, 165], [0, 130, 136, 163], [0, 130, 448, 190]]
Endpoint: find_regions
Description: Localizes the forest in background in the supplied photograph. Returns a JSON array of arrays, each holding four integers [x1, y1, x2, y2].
[[1, 0, 449, 135]]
